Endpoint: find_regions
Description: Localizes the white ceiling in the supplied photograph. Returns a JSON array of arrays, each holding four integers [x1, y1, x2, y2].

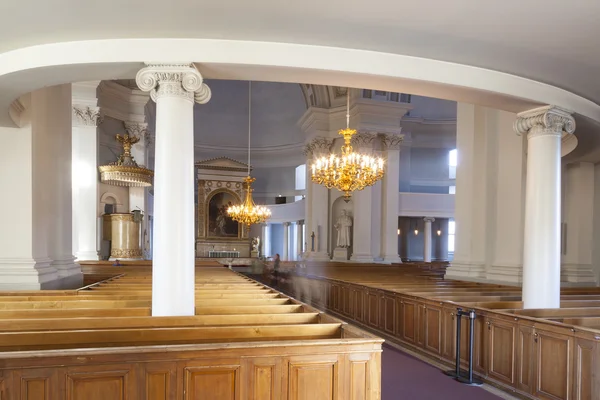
[[1, 0, 599, 104]]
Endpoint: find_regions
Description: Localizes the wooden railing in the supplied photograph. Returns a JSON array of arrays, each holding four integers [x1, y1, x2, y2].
[[0, 267, 383, 400], [254, 266, 600, 400]]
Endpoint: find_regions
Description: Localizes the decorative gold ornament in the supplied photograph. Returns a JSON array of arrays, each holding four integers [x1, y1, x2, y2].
[[99, 133, 153, 187], [310, 89, 385, 200], [228, 176, 272, 226], [226, 81, 271, 226]]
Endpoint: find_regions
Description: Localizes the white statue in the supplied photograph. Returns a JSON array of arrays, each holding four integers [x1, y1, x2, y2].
[[335, 209, 352, 248]]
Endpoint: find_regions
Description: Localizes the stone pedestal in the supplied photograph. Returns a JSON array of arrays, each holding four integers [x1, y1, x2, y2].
[[251, 250, 259, 258], [333, 247, 350, 261]]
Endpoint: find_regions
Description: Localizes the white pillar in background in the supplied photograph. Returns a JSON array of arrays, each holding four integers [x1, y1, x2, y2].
[[260, 223, 268, 258], [423, 217, 435, 263], [351, 133, 377, 262], [72, 95, 101, 261], [515, 105, 575, 309], [381, 134, 403, 263], [296, 220, 304, 260], [283, 222, 290, 261], [125, 122, 149, 259], [305, 138, 333, 261], [136, 63, 211, 317]]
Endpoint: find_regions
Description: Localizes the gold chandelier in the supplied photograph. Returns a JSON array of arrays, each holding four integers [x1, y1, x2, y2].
[[227, 81, 272, 226], [311, 89, 385, 200], [99, 133, 153, 187]]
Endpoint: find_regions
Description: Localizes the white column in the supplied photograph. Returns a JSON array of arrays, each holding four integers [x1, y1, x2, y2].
[[72, 97, 101, 261], [351, 133, 377, 262], [296, 220, 304, 260], [423, 217, 434, 262], [125, 122, 148, 259], [283, 222, 290, 261], [136, 63, 211, 317], [381, 134, 403, 263], [515, 105, 575, 309], [260, 223, 268, 258], [305, 138, 333, 261]]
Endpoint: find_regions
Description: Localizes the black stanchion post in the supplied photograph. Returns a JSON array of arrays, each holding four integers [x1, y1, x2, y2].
[[456, 310, 483, 386], [443, 307, 463, 377]]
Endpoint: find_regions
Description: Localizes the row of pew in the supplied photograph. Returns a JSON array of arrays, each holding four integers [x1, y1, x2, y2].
[[253, 262, 600, 400], [0, 266, 382, 400]]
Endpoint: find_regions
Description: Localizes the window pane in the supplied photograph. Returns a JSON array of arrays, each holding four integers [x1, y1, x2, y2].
[[449, 185, 456, 194], [448, 220, 455, 235], [448, 235, 455, 253], [449, 149, 457, 167], [295, 164, 306, 190]]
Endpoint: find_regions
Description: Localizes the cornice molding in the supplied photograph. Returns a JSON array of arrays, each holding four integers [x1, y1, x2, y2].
[[97, 80, 150, 123]]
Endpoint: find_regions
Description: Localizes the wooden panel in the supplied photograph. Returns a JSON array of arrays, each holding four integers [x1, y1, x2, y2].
[[394, 298, 404, 339], [424, 306, 441, 355], [535, 329, 572, 400], [441, 308, 455, 363], [184, 365, 240, 400], [517, 324, 535, 395], [383, 296, 395, 335], [416, 304, 425, 347], [245, 358, 279, 400], [66, 367, 133, 400], [367, 293, 378, 327], [349, 360, 367, 400], [487, 318, 515, 385], [0, 375, 6, 400], [353, 290, 364, 322], [572, 338, 596, 400], [144, 364, 176, 400], [401, 301, 416, 344], [14, 369, 56, 400], [288, 361, 337, 400]]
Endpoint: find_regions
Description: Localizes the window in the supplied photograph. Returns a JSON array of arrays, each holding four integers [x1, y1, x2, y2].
[[449, 149, 457, 180], [448, 219, 455, 253], [449, 185, 456, 194], [295, 164, 306, 201]]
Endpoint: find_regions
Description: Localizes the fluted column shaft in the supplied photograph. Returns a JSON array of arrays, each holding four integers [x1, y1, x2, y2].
[[136, 63, 211, 317], [515, 106, 575, 309], [296, 220, 304, 260]]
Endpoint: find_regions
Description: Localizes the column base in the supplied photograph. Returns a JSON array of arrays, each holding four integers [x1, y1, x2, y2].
[[561, 263, 598, 286], [382, 255, 402, 264], [51, 258, 84, 289], [75, 250, 100, 261], [350, 253, 374, 263], [444, 261, 486, 281], [0, 257, 77, 290], [486, 264, 523, 286]]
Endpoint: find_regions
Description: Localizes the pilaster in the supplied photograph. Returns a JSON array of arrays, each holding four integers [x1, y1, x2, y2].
[[380, 133, 403, 263]]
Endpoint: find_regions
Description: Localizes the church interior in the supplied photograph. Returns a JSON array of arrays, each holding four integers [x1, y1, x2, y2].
[[1, 1, 600, 399]]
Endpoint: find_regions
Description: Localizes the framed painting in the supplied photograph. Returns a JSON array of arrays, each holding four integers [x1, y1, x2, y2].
[[207, 191, 240, 238]]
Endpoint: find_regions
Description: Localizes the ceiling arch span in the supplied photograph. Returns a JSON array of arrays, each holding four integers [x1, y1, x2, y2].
[[0, 38, 599, 130]]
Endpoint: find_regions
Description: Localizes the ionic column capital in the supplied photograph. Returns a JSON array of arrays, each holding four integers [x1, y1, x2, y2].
[[135, 63, 211, 104], [72, 105, 101, 127], [423, 217, 435, 223], [283, 222, 291, 227], [296, 220, 304, 225], [514, 105, 576, 139]]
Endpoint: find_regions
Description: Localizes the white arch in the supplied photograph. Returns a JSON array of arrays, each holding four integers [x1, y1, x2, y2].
[[0, 39, 599, 128]]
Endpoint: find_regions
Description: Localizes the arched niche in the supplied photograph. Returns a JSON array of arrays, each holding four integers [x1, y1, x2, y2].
[[99, 191, 123, 214], [331, 196, 353, 260]]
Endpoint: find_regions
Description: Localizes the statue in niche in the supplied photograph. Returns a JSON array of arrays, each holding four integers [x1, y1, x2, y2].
[[251, 237, 260, 252], [335, 209, 353, 248]]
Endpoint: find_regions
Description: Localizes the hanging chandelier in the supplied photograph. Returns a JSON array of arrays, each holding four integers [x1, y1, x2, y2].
[[99, 133, 153, 187], [227, 81, 272, 226], [310, 88, 385, 200]]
